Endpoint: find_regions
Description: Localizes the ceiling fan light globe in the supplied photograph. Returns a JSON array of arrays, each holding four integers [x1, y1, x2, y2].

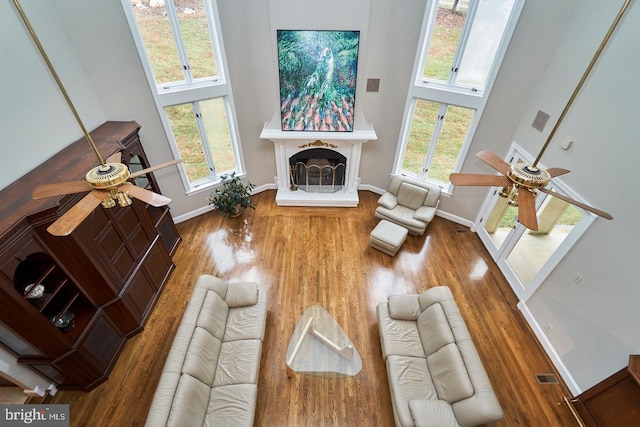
[[499, 185, 512, 198], [507, 188, 519, 207], [116, 191, 132, 207], [101, 195, 116, 209]]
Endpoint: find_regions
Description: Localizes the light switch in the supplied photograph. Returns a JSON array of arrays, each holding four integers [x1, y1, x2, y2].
[[561, 138, 573, 150]]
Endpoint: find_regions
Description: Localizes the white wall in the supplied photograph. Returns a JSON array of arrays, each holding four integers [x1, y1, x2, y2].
[[512, 0, 640, 391], [2, 0, 638, 394], [0, 0, 106, 190]]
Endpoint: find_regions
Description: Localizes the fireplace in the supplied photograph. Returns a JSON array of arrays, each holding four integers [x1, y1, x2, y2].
[[290, 148, 346, 193], [260, 127, 376, 206]]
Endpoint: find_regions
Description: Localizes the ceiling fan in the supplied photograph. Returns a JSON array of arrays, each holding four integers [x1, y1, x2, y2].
[[449, 0, 630, 231], [13, 0, 182, 236]]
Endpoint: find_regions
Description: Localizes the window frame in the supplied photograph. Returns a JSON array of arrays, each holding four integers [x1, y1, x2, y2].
[[394, 0, 525, 194], [121, 0, 246, 194]]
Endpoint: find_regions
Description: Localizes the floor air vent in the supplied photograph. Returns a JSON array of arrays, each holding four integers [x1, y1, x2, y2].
[[535, 373, 559, 384], [455, 229, 469, 234]]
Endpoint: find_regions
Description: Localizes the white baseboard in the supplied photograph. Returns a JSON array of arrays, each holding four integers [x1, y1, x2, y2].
[[173, 183, 276, 224], [518, 301, 581, 396], [358, 183, 384, 195], [174, 184, 475, 227], [435, 210, 475, 229], [173, 205, 214, 224]]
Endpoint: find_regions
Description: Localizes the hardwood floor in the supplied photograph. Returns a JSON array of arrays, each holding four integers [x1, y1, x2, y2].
[[51, 190, 577, 426]]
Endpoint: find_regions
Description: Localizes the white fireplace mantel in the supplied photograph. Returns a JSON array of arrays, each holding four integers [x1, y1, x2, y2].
[[260, 123, 377, 207]]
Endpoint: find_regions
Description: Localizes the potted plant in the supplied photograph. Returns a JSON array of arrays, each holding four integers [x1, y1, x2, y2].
[[208, 172, 256, 218]]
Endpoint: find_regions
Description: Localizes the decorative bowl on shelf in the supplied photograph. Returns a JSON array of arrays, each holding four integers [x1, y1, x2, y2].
[[51, 311, 75, 332], [24, 283, 45, 299]]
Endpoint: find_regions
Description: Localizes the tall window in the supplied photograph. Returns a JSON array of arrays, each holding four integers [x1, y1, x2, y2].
[[395, 0, 523, 188], [122, 0, 243, 191]]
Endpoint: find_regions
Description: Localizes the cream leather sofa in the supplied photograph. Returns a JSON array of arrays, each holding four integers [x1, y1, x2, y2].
[[375, 175, 441, 236], [145, 275, 268, 427], [377, 286, 503, 427]]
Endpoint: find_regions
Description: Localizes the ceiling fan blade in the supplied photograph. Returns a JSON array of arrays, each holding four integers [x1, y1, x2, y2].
[[517, 188, 538, 231], [539, 188, 613, 220], [128, 159, 182, 180], [33, 180, 92, 199], [106, 151, 122, 163], [46, 190, 107, 236], [450, 173, 511, 187], [476, 150, 511, 176], [120, 183, 171, 207], [546, 167, 570, 178]]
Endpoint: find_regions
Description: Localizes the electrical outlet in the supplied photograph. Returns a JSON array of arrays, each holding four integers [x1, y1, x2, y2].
[[573, 274, 583, 284]]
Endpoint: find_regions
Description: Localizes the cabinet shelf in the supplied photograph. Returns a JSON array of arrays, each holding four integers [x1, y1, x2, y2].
[[35, 277, 68, 312], [13, 252, 90, 323]]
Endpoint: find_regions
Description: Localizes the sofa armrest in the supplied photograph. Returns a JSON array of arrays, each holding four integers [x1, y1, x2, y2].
[[377, 192, 398, 210], [225, 282, 259, 307], [388, 295, 422, 320], [408, 399, 461, 427], [414, 205, 437, 223], [451, 392, 504, 426]]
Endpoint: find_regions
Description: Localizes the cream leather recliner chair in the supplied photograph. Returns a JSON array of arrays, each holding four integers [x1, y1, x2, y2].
[[375, 175, 441, 236]]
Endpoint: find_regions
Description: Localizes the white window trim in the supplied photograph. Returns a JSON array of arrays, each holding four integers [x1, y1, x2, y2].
[[120, 0, 246, 194], [393, 0, 525, 194]]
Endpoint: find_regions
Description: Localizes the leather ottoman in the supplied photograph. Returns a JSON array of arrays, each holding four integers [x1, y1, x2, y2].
[[370, 220, 408, 256]]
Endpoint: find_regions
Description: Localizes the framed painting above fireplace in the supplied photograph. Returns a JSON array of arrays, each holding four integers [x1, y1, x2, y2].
[[277, 30, 360, 132]]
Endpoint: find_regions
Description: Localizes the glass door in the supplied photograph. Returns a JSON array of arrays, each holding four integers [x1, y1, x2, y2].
[[503, 196, 581, 287], [476, 153, 529, 259]]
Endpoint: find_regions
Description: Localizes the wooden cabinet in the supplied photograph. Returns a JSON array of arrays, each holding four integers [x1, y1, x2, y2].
[[568, 355, 640, 427], [118, 126, 181, 257], [0, 121, 180, 391]]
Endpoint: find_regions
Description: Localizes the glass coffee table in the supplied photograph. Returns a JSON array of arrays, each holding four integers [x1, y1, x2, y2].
[[286, 305, 362, 377]]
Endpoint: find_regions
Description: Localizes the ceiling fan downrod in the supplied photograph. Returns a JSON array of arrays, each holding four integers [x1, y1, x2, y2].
[[12, 0, 107, 168]]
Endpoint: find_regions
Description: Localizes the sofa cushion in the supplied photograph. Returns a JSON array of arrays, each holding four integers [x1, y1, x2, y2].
[[206, 384, 257, 426], [377, 205, 428, 230], [377, 303, 426, 359], [427, 343, 474, 403], [417, 303, 455, 356], [386, 355, 438, 427], [388, 295, 422, 320], [167, 374, 211, 427], [397, 182, 429, 210], [182, 327, 222, 386], [409, 399, 461, 427], [213, 340, 262, 387], [225, 282, 259, 307], [197, 290, 229, 341]]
